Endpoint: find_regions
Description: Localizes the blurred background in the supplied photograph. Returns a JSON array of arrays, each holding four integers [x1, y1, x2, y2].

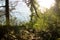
[[0, 0, 60, 40]]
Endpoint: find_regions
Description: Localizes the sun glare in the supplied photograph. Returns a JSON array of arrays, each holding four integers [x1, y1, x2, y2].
[[37, 0, 55, 13]]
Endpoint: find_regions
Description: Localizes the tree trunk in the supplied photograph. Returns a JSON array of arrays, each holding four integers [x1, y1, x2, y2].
[[5, 0, 9, 26]]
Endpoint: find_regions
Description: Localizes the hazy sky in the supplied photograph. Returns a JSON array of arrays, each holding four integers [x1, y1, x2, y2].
[[0, 0, 31, 25], [0, 0, 55, 25], [37, 0, 55, 13], [37, 0, 55, 9], [10, 0, 31, 22]]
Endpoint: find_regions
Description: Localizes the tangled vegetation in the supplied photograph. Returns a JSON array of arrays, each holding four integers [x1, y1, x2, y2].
[[0, 0, 60, 40]]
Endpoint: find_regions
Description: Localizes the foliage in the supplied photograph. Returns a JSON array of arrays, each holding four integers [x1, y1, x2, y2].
[[0, 0, 60, 40]]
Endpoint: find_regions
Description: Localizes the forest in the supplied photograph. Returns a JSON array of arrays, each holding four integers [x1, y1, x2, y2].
[[0, 0, 60, 40]]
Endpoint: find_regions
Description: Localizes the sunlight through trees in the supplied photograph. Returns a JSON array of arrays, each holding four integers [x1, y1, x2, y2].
[[0, 0, 60, 40]]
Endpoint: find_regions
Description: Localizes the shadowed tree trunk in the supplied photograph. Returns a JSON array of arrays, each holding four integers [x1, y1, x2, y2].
[[5, 0, 9, 26]]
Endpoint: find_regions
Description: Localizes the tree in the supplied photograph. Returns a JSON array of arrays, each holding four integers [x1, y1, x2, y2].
[[5, 0, 9, 26], [0, 0, 17, 25]]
